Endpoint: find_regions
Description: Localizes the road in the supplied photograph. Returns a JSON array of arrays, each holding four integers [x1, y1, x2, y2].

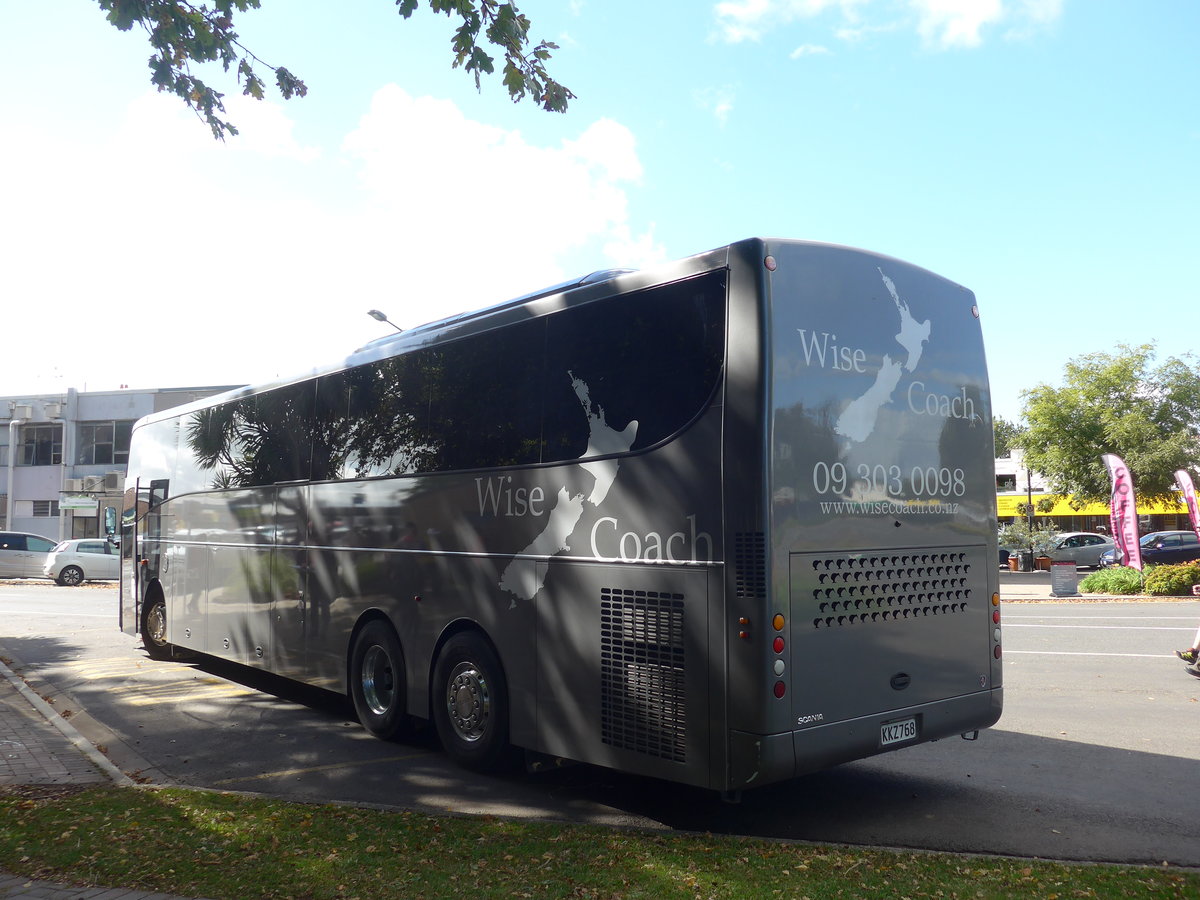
[[2, 580, 1198, 867]]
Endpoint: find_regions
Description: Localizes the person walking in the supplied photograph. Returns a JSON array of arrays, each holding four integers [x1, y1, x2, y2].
[[1176, 623, 1200, 678]]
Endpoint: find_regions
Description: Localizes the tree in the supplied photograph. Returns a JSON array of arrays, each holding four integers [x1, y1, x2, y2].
[[997, 519, 1061, 557], [992, 415, 1024, 459], [1016, 343, 1200, 507], [97, 0, 574, 140]]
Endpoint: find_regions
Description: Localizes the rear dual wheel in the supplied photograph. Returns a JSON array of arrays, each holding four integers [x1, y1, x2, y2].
[[431, 632, 515, 772]]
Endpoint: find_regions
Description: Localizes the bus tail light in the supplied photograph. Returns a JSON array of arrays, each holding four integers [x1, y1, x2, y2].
[[772, 614, 786, 698], [991, 592, 1002, 659]]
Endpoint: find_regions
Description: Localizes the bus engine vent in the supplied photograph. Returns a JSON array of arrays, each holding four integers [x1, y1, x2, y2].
[[808, 551, 972, 629], [600, 588, 687, 763], [734, 532, 767, 599]]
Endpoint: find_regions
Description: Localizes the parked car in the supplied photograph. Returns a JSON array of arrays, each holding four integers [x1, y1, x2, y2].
[[0, 531, 59, 579], [1045, 532, 1115, 568], [42, 538, 120, 586], [1100, 531, 1200, 568]]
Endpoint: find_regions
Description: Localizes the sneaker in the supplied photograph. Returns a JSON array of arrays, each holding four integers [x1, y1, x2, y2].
[[1175, 648, 1198, 664], [1187, 663, 1200, 679]]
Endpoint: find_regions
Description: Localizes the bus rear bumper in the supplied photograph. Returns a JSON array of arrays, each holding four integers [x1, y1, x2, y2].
[[727, 688, 1003, 791]]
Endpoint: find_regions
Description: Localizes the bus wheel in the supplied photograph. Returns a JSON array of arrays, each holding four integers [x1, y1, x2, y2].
[[141, 595, 172, 661], [350, 620, 410, 740], [432, 631, 514, 772]]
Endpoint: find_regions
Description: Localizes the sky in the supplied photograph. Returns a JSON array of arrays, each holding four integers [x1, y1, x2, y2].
[[1, 0, 1197, 424]]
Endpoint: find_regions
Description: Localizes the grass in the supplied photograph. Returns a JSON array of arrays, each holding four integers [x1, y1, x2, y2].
[[1, 785, 1197, 899]]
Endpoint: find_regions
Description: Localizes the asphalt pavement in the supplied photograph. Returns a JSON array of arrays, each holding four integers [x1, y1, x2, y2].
[[0, 571, 1186, 897]]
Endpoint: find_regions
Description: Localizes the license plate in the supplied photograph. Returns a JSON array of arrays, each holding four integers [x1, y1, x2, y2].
[[880, 717, 918, 747]]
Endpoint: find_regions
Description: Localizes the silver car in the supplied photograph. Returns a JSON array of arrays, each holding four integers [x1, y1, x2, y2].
[[0, 531, 59, 578], [43, 538, 120, 586], [1047, 532, 1116, 568]]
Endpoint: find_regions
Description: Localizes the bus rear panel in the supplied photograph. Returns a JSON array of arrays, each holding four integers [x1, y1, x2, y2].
[[723, 240, 1001, 789]]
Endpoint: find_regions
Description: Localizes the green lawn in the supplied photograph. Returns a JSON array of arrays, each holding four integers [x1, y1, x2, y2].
[[1, 785, 1195, 899]]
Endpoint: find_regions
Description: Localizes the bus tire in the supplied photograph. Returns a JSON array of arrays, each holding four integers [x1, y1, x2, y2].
[[141, 594, 172, 661], [350, 619, 410, 740], [432, 631, 515, 772]]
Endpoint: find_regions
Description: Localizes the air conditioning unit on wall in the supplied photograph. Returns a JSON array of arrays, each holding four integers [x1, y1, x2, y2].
[[64, 479, 83, 492], [104, 473, 122, 491]]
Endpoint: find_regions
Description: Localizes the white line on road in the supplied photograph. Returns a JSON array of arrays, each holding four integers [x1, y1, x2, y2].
[[1004, 615, 1200, 621], [1003, 623, 1194, 631], [1005, 650, 1177, 658]]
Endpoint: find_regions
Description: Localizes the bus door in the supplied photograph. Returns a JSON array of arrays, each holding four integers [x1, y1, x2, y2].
[[118, 479, 141, 636], [119, 479, 167, 636], [271, 484, 310, 680]]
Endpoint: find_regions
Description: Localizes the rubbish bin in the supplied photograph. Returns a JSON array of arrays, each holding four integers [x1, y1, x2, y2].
[[1016, 551, 1034, 572]]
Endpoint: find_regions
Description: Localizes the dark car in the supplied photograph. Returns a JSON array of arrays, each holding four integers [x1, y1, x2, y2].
[[1100, 530, 1200, 567]]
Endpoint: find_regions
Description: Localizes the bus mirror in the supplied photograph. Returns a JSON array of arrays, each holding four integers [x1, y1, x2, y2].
[[104, 506, 117, 537]]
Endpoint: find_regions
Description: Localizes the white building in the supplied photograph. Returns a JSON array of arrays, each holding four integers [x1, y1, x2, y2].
[[1, 385, 237, 541], [993, 448, 1050, 495]]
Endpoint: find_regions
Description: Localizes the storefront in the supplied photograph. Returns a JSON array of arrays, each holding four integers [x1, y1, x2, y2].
[[996, 493, 1188, 535]]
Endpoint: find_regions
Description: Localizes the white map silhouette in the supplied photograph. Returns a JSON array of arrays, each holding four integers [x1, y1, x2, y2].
[[835, 269, 931, 443], [498, 374, 638, 602]]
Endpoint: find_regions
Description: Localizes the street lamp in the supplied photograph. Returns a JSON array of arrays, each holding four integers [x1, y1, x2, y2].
[[367, 309, 403, 333]]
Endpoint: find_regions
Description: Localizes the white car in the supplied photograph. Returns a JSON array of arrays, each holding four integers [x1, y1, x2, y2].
[[43, 539, 120, 586], [1046, 532, 1116, 568]]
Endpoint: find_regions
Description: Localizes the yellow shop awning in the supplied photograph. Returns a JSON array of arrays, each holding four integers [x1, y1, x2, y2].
[[996, 494, 1185, 518]]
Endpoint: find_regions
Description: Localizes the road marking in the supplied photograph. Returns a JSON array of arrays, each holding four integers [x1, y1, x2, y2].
[[58, 658, 257, 704], [116, 685, 257, 706], [1004, 615, 1200, 621], [1003, 623, 1194, 631], [0, 609, 113, 618], [1004, 650, 1179, 658], [210, 752, 433, 785]]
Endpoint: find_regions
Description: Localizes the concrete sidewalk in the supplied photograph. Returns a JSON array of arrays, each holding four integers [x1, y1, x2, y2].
[[0, 658, 213, 900], [999, 577, 1056, 601]]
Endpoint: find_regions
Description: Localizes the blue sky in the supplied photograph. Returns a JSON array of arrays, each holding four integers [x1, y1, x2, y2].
[[1, 0, 1196, 424]]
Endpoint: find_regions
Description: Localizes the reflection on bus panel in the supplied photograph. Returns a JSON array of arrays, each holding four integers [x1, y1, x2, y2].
[[119, 238, 1002, 793]]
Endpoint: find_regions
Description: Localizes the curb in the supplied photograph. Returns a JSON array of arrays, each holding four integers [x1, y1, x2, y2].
[[0, 657, 133, 788]]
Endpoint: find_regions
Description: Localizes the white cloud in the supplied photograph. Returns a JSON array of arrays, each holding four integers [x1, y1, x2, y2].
[[694, 86, 737, 127], [714, 0, 866, 43], [340, 87, 654, 312], [0, 87, 656, 394], [790, 43, 832, 57], [713, 0, 1061, 48], [910, 0, 1005, 49]]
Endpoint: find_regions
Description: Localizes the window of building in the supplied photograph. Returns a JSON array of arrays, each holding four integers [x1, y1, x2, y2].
[[76, 421, 134, 466], [32, 500, 60, 518], [20, 424, 63, 466]]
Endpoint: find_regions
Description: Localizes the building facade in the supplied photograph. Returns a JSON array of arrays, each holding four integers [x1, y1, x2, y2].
[[995, 449, 1189, 534], [1, 385, 237, 543]]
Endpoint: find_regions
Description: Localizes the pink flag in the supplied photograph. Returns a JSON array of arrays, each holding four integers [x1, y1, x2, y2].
[[1176, 469, 1200, 541], [1102, 454, 1142, 570]]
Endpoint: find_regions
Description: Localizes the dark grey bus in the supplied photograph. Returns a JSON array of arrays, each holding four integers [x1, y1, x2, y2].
[[120, 238, 1003, 792]]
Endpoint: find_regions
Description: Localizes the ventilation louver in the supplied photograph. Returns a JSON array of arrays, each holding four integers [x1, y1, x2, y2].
[[600, 588, 687, 763]]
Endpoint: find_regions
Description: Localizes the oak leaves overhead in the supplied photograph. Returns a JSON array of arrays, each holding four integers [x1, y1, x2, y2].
[[97, 0, 573, 139]]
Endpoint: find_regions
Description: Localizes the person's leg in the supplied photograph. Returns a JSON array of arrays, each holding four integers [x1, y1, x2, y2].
[[1176, 624, 1200, 662]]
